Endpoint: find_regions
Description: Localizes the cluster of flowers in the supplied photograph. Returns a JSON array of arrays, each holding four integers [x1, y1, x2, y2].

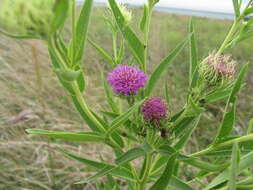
[[107, 54, 236, 127], [107, 65, 168, 126]]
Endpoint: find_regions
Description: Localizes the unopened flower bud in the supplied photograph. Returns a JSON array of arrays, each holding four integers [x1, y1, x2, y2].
[[141, 97, 168, 126], [199, 52, 236, 87]]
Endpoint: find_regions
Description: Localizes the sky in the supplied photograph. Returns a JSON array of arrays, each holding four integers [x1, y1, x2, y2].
[[93, 0, 249, 14]]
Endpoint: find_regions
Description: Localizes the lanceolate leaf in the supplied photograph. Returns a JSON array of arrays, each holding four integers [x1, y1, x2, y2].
[[88, 39, 114, 66], [71, 95, 102, 132], [74, 0, 93, 62], [170, 176, 195, 190], [188, 18, 198, 88], [229, 63, 249, 103], [108, 0, 145, 66], [232, 0, 240, 18], [59, 148, 135, 182], [145, 37, 188, 96], [107, 100, 145, 134], [150, 152, 178, 190], [174, 115, 201, 150], [115, 147, 146, 165], [205, 88, 233, 103], [140, 4, 149, 32], [103, 75, 120, 114], [204, 152, 253, 190], [26, 129, 105, 142], [51, 0, 69, 33], [228, 143, 240, 190], [216, 98, 237, 141]]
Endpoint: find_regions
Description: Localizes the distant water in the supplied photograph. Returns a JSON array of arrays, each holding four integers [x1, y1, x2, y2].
[[77, 1, 235, 20]]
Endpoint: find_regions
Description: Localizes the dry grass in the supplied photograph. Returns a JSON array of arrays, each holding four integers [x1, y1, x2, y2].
[[0, 8, 253, 189]]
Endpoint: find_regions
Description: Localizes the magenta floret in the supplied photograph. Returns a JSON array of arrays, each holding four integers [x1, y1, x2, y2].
[[107, 65, 148, 96]]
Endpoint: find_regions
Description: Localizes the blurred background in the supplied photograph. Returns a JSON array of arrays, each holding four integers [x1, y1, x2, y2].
[[0, 0, 252, 189]]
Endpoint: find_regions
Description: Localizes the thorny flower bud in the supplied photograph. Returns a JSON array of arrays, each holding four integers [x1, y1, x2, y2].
[[0, 0, 57, 38], [199, 52, 236, 87], [107, 65, 148, 96], [141, 97, 168, 126]]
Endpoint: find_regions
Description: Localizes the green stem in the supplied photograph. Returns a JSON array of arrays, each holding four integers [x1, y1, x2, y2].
[[49, 37, 106, 133], [71, 82, 106, 133], [139, 154, 152, 190], [112, 32, 118, 64], [143, 8, 152, 73], [189, 134, 253, 157], [217, 21, 238, 55], [71, 0, 76, 65]]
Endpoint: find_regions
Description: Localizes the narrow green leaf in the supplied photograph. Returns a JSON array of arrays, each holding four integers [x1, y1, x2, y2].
[[246, 118, 253, 135], [172, 117, 195, 138], [0, 29, 40, 39], [216, 98, 237, 140], [75, 0, 93, 62], [229, 63, 249, 103], [205, 88, 232, 103], [26, 129, 105, 142], [115, 147, 146, 165], [150, 152, 178, 190], [228, 143, 240, 190], [88, 39, 114, 66], [145, 37, 188, 96], [54, 68, 82, 82], [204, 152, 253, 190], [140, 4, 149, 32], [233, 0, 240, 18], [49, 48, 76, 94], [107, 100, 145, 134], [108, 0, 145, 66], [103, 75, 120, 114], [71, 95, 101, 132], [59, 148, 135, 182], [91, 110, 124, 148], [170, 176, 195, 190], [51, 0, 69, 33], [244, 7, 253, 16], [115, 142, 152, 165], [188, 18, 198, 88], [174, 115, 201, 150]]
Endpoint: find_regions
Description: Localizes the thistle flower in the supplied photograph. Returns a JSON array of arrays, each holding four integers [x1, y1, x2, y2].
[[0, 0, 57, 37], [107, 65, 147, 96], [199, 53, 236, 87], [141, 97, 168, 126]]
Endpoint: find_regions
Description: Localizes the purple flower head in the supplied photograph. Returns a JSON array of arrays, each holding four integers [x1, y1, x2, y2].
[[141, 97, 168, 126], [107, 65, 148, 96]]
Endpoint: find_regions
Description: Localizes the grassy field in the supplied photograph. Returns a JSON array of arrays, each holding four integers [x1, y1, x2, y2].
[[0, 7, 252, 189]]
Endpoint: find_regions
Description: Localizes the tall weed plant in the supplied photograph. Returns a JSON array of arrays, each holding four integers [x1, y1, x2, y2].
[[1, 0, 253, 189]]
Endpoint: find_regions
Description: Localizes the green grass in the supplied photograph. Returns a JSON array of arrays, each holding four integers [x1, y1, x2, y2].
[[0, 7, 252, 189]]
